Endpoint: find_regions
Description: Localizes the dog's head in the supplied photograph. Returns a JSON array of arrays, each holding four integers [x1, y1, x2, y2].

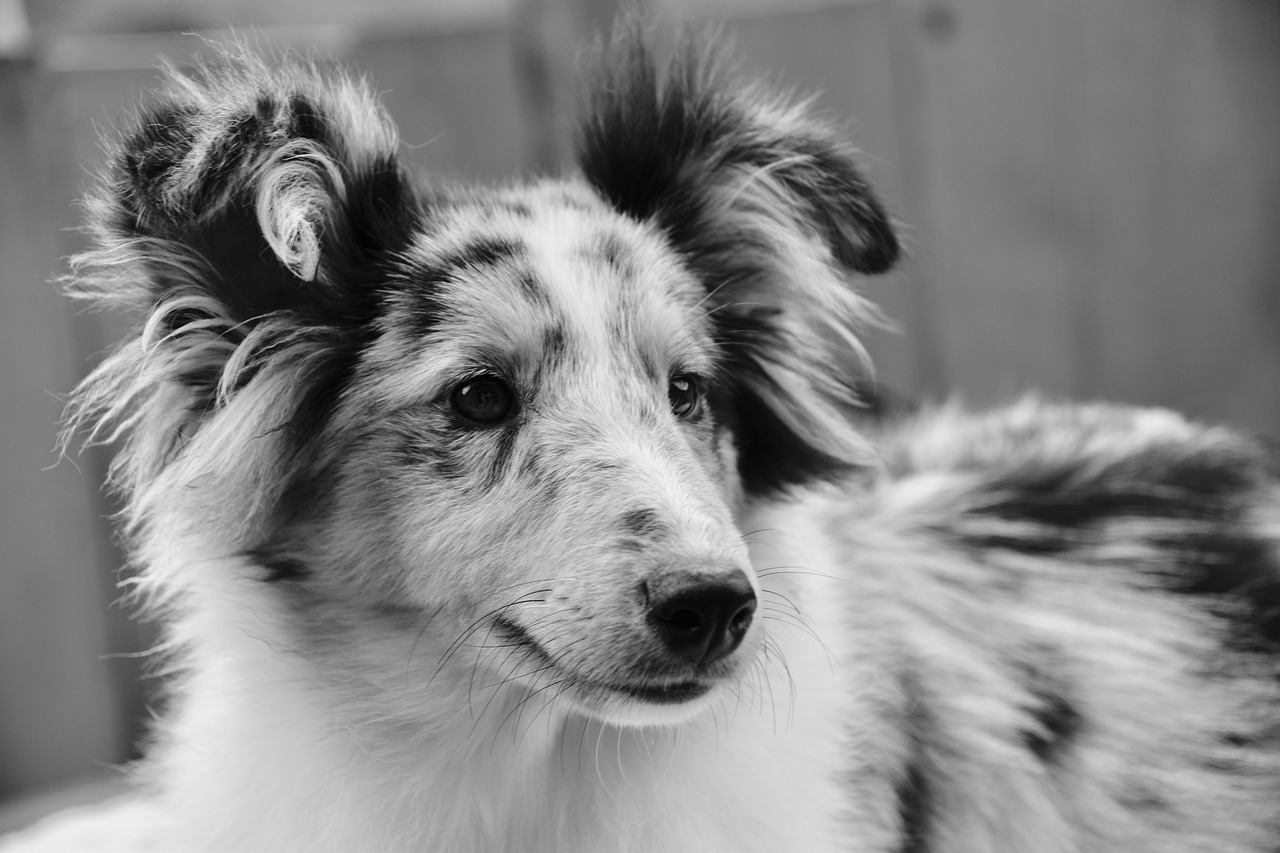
[[69, 32, 897, 728]]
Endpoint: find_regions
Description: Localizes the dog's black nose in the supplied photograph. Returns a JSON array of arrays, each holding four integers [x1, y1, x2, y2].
[[644, 570, 756, 665]]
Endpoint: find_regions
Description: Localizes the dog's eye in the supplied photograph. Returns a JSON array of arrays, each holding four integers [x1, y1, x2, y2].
[[668, 374, 702, 420], [452, 376, 516, 425]]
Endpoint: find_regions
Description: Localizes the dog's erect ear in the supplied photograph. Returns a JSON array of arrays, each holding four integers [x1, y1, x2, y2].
[[577, 25, 900, 495], [69, 49, 423, 491]]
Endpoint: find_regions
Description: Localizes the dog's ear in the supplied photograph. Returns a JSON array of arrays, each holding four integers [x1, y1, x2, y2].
[[69, 49, 423, 490], [578, 26, 899, 495], [97, 50, 422, 319]]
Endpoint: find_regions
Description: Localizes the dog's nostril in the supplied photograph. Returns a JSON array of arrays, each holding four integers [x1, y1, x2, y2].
[[666, 607, 703, 633], [646, 571, 756, 666]]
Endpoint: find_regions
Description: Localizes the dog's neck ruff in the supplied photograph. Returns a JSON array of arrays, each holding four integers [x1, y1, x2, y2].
[[135, 501, 858, 853]]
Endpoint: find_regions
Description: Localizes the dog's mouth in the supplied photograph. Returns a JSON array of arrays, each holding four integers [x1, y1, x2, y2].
[[612, 680, 711, 704], [492, 617, 713, 706]]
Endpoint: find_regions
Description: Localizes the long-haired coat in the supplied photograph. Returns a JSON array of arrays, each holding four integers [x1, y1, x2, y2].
[[8, 23, 1280, 853]]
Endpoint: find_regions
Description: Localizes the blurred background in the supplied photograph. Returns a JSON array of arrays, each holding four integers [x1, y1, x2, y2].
[[1, 0, 1277, 828]]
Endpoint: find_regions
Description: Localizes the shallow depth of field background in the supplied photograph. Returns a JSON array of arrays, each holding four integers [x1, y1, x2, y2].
[[1, 0, 1277, 821]]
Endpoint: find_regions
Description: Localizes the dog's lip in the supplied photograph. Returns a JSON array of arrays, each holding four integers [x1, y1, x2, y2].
[[608, 680, 711, 704], [491, 617, 713, 705]]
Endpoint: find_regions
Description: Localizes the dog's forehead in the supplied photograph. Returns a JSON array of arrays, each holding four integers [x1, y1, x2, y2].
[[384, 183, 711, 376]]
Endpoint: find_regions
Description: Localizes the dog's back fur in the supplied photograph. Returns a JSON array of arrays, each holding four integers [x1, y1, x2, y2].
[[11, 22, 1280, 853]]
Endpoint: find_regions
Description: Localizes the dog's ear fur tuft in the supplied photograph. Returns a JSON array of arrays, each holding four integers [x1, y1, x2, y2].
[[66, 48, 423, 507], [97, 49, 422, 320], [577, 23, 899, 494]]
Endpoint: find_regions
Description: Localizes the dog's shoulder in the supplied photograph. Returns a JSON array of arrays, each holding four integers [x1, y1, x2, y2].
[[827, 397, 1280, 852], [875, 397, 1280, 637]]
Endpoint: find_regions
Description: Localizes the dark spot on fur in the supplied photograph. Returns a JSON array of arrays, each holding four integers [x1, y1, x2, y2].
[[432, 450, 468, 482], [889, 667, 932, 853], [399, 266, 452, 340], [394, 428, 467, 481], [1022, 690, 1082, 763], [621, 508, 664, 538], [287, 94, 328, 144], [439, 237, 521, 275], [520, 452, 563, 506], [517, 271, 550, 307], [488, 423, 520, 487], [538, 476, 560, 506], [597, 231, 626, 266], [894, 754, 930, 853], [584, 231, 636, 280], [542, 325, 567, 362], [952, 528, 1079, 557], [1166, 531, 1280, 650], [1118, 782, 1170, 813], [977, 445, 1267, 533], [954, 437, 1280, 647], [190, 113, 262, 213], [252, 92, 274, 122], [119, 103, 199, 226], [245, 547, 310, 582], [404, 237, 534, 339]]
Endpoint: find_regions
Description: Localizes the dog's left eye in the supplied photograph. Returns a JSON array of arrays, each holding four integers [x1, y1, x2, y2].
[[452, 375, 517, 425], [668, 374, 702, 420]]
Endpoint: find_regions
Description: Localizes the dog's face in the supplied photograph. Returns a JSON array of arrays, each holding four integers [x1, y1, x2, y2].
[[71, 33, 898, 728], [314, 187, 756, 723]]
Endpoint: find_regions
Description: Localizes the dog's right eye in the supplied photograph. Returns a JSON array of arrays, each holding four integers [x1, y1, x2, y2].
[[451, 376, 516, 425], [668, 374, 703, 420]]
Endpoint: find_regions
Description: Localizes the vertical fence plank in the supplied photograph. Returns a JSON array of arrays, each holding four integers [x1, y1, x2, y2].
[[891, 0, 1090, 401], [1078, 0, 1280, 433], [352, 25, 530, 182], [0, 58, 129, 796]]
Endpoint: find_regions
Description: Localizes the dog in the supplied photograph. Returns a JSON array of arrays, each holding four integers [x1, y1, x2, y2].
[[7, 20, 1280, 853]]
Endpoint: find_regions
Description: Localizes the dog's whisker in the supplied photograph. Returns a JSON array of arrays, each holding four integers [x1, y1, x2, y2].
[[760, 587, 804, 613], [764, 634, 799, 730], [426, 591, 551, 686], [755, 564, 841, 582], [760, 601, 818, 634], [469, 648, 539, 736]]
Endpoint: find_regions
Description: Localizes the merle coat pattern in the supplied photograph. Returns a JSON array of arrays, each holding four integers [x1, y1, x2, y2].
[[8, 23, 1280, 853]]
